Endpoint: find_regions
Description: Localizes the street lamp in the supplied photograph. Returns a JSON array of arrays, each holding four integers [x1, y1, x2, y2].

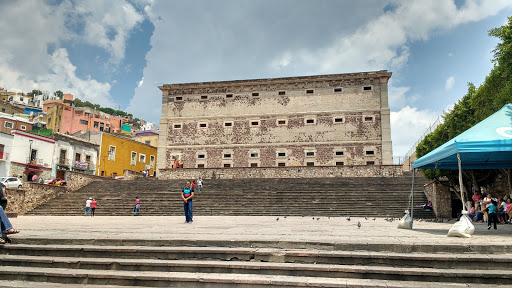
[[29, 139, 33, 163]]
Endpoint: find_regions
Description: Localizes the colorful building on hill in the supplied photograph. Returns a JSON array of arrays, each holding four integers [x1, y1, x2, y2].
[[44, 94, 122, 134], [134, 130, 159, 147], [76, 131, 157, 178], [0, 112, 33, 134]]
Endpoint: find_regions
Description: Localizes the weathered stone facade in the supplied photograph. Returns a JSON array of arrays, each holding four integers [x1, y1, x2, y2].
[[158, 71, 393, 171], [159, 165, 402, 180], [424, 180, 451, 218]]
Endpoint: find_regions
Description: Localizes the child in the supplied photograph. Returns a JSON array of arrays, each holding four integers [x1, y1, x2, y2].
[[487, 199, 498, 230]]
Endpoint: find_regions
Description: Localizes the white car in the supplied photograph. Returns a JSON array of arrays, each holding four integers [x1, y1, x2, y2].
[[0, 177, 23, 189]]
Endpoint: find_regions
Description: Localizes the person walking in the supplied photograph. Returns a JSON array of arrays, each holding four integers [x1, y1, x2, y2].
[[197, 177, 203, 192], [133, 196, 140, 216], [182, 181, 194, 223], [85, 198, 92, 216], [1, 205, 20, 244], [487, 199, 499, 230], [91, 199, 97, 216]]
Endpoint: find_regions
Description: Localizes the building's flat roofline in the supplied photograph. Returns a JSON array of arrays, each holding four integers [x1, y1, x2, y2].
[[160, 70, 392, 90]]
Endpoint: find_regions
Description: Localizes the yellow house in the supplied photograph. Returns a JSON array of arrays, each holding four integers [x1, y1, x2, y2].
[[95, 132, 157, 178]]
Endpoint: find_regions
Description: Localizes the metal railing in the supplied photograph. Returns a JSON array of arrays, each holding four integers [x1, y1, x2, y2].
[[399, 116, 443, 165]]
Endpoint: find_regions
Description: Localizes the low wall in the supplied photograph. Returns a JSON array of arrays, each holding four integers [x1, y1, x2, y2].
[[123, 170, 144, 180], [5, 171, 116, 215], [4, 183, 66, 215], [159, 165, 403, 180], [424, 180, 451, 218]]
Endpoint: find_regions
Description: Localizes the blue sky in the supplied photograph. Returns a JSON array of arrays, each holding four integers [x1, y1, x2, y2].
[[0, 0, 511, 161]]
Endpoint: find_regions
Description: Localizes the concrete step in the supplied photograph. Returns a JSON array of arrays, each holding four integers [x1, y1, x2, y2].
[[0, 266, 505, 287]]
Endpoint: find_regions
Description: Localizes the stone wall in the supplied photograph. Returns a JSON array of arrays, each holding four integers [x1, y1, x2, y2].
[[123, 169, 144, 180], [424, 180, 451, 218], [159, 165, 403, 180], [5, 170, 115, 215]]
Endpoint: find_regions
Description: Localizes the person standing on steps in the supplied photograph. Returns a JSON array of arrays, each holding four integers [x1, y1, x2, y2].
[[182, 181, 194, 223], [197, 176, 203, 193], [133, 196, 140, 216], [91, 199, 97, 216], [85, 197, 92, 216]]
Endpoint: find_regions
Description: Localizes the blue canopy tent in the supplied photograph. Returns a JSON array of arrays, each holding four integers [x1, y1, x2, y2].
[[403, 104, 512, 232]]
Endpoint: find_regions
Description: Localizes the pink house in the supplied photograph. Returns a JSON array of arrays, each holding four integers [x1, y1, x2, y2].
[[44, 94, 123, 134]]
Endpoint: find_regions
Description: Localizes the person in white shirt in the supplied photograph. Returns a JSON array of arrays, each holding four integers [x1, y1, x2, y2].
[[197, 177, 203, 192], [85, 198, 92, 216]]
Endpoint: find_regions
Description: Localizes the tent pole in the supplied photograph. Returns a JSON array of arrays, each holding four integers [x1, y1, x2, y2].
[[411, 168, 415, 226], [457, 153, 466, 211]]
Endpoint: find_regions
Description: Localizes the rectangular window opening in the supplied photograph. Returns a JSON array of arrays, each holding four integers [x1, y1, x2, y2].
[[199, 123, 207, 128], [252, 92, 259, 97], [277, 152, 286, 157], [226, 94, 233, 98], [197, 164, 205, 168], [176, 96, 183, 101], [277, 120, 287, 125], [306, 152, 315, 157], [223, 153, 232, 159], [173, 124, 182, 129], [334, 118, 344, 123], [364, 116, 374, 122], [306, 119, 315, 124], [334, 88, 343, 93], [306, 89, 314, 94], [336, 162, 344, 166], [250, 153, 259, 158], [224, 163, 231, 168], [367, 161, 375, 165], [200, 95, 208, 100], [366, 151, 375, 155], [250, 163, 258, 168], [250, 121, 259, 126], [198, 154, 205, 159], [335, 151, 344, 156], [306, 162, 315, 166], [278, 162, 286, 167], [363, 86, 372, 91], [278, 91, 286, 96], [224, 122, 233, 127]]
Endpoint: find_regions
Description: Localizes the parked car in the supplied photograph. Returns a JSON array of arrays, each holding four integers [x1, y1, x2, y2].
[[0, 177, 23, 189], [45, 178, 67, 186]]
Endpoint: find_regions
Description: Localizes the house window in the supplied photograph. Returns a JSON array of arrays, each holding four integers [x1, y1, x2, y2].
[[366, 151, 375, 155], [278, 162, 286, 167], [306, 151, 315, 157], [252, 92, 259, 97], [334, 88, 343, 93], [226, 94, 233, 98], [334, 117, 344, 123], [198, 122, 208, 128], [276, 119, 287, 126], [197, 164, 205, 168], [250, 120, 260, 127], [200, 95, 208, 100], [20, 125, 26, 130], [79, 119, 88, 125], [150, 155, 155, 168], [278, 91, 286, 96], [364, 116, 374, 122], [224, 163, 231, 168], [250, 152, 259, 158], [306, 162, 315, 166], [198, 154, 206, 159], [86, 155, 91, 167], [306, 89, 314, 94], [250, 163, 258, 168], [94, 121, 99, 128], [173, 123, 182, 129], [336, 162, 344, 166], [305, 119, 316, 125], [145, 141, 151, 145], [363, 86, 372, 91], [75, 153, 81, 162], [223, 153, 232, 159], [131, 152, 137, 165], [176, 96, 183, 101], [335, 151, 344, 156], [139, 153, 146, 163], [367, 161, 375, 165], [4, 121, 13, 129], [277, 152, 286, 157], [224, 121, 233, 127], [108, 146, 116, 161]]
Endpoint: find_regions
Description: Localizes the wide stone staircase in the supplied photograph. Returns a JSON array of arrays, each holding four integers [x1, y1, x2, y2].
[[27, 175, 434, 218], [1, 238, 511, 287]]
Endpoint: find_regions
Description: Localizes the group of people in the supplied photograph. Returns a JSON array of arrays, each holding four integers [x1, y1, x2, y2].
[[0, 183, 20, 245], [468, 191, 512, 230], [84, 197, 97, 216]]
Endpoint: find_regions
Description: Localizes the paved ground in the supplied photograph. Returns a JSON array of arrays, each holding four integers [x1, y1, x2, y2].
[[7, 215, 512, 246]]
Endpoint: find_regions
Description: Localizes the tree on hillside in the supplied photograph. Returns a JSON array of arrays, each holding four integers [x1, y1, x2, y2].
[[416, 17, 512, 198], [27, 89, 42, 97], [53, 90, 63, 99]]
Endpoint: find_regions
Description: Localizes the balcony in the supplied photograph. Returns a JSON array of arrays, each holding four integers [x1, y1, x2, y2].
[[26, 158, 51, 168]]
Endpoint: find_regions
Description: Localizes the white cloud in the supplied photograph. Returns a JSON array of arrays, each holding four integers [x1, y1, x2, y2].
[[448, 52, 454, 57], [388, 85, 411, 108], [137, 77, 144, 87], [391, 106, 440, 159], [445, 76, 455, 90]]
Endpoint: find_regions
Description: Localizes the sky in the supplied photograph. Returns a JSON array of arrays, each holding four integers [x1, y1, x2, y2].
[[0, 0, 511, 162]]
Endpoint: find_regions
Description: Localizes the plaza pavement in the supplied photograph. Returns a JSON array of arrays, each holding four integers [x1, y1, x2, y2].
[[7, 215, 512, 247]]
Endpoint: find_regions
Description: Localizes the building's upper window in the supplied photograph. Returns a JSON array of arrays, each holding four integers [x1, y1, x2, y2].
[[306, 162, 315, 166], [223, 153, 232, 159], [4, 121, 13, 129], [334, 117, 344, 123], [334, 88, 343, 93], [336, 162, 344, 166], [200, 95, 208, 100], [20, 125, 26, 130], [335, 151, 344, 156], [197, 164, 205, 168], [306, 151, 315, 157], [250, 120, 260, 127], [224, 121, 233, 127], [250, 163, 258, 167], [276, 119, 287, 126], [94, 121, 99, 128], [139, 153, 146, 163], [79, 119, 88, 125], [150, 155, 155, 168], [145, 140, 151, 145], [363, 86, 372, 91], [198, 122, 208, 128], [277, 152, 286, 157], [278, 91, 286, 96], [364, 116, 374, 122], [367, 161, 375, 165], [108, 146, 116, 161], [173, 123, 182, 129], [252, 92, 259, 97], [226, 94, 233, 98], [306, 89, 314, 94], [131, 152, 137, 166], [224, 163, 231, 167], [305, 119, 316, 125], [366, 150, 375, 155], [278, 162, 286, 167], [250, 152, 259, 158], [197, 154, 206, 159], [176, 96, 183, 101]]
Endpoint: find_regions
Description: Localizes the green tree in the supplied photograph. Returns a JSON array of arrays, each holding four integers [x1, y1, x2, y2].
[[54, 90, 63, 99]]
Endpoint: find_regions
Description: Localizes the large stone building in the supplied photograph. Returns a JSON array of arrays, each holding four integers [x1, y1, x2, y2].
[[157, 70, 393, 170]]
